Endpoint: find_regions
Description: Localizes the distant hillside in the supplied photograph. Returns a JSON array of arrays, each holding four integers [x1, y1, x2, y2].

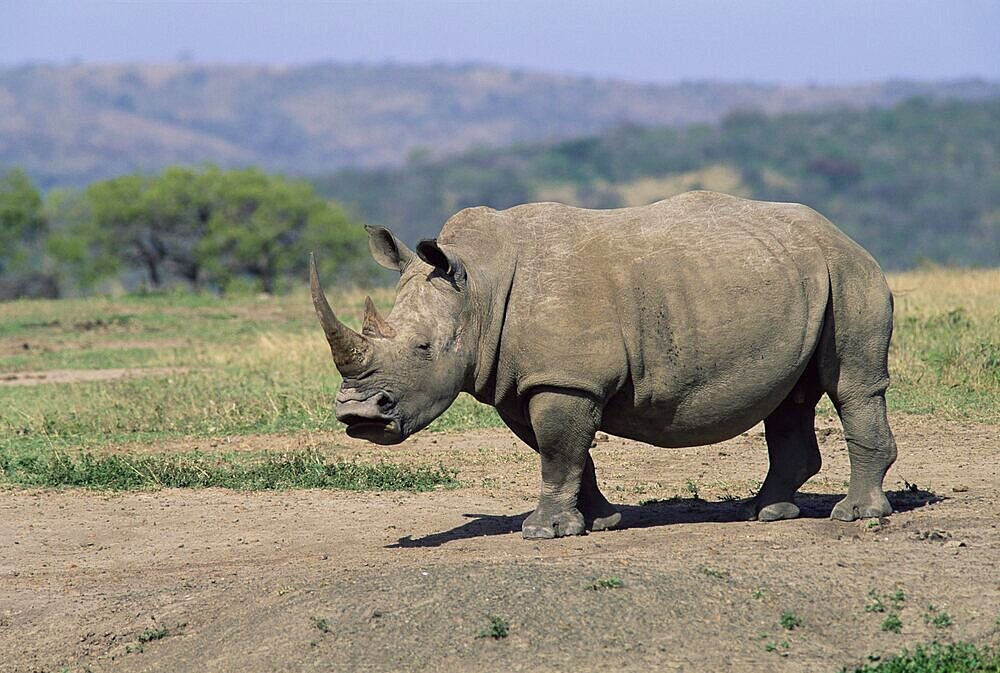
[[1, 62, 998, 187], [316, 98, 1000, 270]]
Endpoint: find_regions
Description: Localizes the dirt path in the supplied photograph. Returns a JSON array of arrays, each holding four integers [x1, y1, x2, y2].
[[2, 414, 998, 672], [0, 368, 187, 386]]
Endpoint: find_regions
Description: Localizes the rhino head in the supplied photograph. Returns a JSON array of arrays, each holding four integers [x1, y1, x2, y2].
[[310, 225, 475, 445]]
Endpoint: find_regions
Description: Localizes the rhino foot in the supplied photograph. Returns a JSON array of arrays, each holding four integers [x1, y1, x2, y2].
[[740, 498, 801, 522], [578, 488, 621, 532], [758, 502, 801, 521], [522, 508, 586, 539], [831, 491, 892, 522], [589, 511, 622, 532]]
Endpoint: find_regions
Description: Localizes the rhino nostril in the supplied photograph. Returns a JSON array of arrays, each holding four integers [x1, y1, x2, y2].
[[335, 391, 395, 426]]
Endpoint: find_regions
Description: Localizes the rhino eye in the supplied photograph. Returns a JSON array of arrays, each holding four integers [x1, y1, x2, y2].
[[416, 341, 431, 351]]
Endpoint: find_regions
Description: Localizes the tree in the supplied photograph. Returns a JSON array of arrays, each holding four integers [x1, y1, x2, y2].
[[84, 175, 166, 287], [0, 168, 57, 299], [198, 169, 367, 293], [0, 167, 45, 277], [44, 187, 119, 292], [143, 166, 219, 287]]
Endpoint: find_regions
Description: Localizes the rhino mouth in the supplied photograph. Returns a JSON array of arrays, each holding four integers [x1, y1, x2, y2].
[[336, 390, 404, 445], [344, 418, 404, 445]]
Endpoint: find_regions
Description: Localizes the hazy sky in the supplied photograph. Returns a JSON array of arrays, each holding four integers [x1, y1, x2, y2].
[[2, 1, 997, 84]]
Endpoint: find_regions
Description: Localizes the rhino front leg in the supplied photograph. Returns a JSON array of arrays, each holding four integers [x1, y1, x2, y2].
[[522, 388, 602, 539], [498, 408, 619, 534]]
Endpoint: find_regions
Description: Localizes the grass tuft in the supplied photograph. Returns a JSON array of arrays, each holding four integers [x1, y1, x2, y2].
[[136, 626, 169, 643], [924, 606, 953, 629], [780, 610, 803, 630], [477, 614, 510, 640], [881, 613, 902, 634], [700, 566, 729, 580], [589, 577, 625, 590]]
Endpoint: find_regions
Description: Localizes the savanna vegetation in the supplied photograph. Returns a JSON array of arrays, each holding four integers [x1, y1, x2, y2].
[[0, 286, 500, 490], [320, 97, 1000, 269], [0, 266, 995, 477]]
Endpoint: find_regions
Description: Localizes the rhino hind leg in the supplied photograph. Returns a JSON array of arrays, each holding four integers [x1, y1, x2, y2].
[[829, 394, 896, 521], [743, 386, 823, 522], [818, 270, 896, 521], [578, 454, 621, 532]]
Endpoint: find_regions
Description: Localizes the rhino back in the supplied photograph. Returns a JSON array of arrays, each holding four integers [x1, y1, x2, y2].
[[443, 192, 855, 444]]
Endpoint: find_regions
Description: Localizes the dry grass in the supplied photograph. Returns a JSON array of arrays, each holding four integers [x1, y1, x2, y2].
[[886, 267, 999, 420]]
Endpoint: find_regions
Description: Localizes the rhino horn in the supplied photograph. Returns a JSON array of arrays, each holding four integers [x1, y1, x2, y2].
[[362, 296, 395, 338], [309, 253, 371, 375]]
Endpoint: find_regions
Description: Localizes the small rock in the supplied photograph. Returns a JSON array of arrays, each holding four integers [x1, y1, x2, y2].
[[944, 540, 967, 548], [951, 484, 969, 493]]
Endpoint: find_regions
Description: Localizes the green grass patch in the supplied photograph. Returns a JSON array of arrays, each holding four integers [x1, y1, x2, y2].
[[589, 576, 625, 590], [842, 642, 1000, 672], [477, 614, 510, 640], [0, 447, 459, 491], [700, 566, 730, 579], [136, 626, 169, 643], [880, 613, 902, 633], [780, 610, 803, 630], [924, 605, 954, 629]]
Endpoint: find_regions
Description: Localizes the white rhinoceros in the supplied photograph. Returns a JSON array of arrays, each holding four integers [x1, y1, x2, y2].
[[311, 191, 897, 539]]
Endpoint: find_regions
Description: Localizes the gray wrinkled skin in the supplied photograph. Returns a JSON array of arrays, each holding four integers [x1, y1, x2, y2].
[[311, 191, 897, 539]]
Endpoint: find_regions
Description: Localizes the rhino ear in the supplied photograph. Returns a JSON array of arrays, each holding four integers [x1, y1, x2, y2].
[[416, 239, 465, 285], [366, 225, 414, 273]]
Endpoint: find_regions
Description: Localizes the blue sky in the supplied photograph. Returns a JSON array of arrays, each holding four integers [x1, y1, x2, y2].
[[1, 0, 997, 84]]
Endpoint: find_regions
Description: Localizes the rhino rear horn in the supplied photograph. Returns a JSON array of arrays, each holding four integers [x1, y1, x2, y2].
[[362, 296, 395, 338], [309, 253, 372, 375]]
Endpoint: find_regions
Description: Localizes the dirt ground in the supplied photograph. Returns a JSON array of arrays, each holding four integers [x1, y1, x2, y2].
[[0, 368, 186, 387], [2, 413, 999, 673]]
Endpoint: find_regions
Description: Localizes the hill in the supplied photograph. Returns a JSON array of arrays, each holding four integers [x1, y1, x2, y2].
[[1, 62, 997, 188], [316, 98, 1000, 270]]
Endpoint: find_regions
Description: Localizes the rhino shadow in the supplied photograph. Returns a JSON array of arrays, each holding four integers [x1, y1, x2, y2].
[[386, 488, 942, 548]]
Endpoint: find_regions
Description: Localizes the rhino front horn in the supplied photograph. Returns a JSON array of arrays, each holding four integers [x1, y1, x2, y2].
[[309, 253, 371, 375]]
